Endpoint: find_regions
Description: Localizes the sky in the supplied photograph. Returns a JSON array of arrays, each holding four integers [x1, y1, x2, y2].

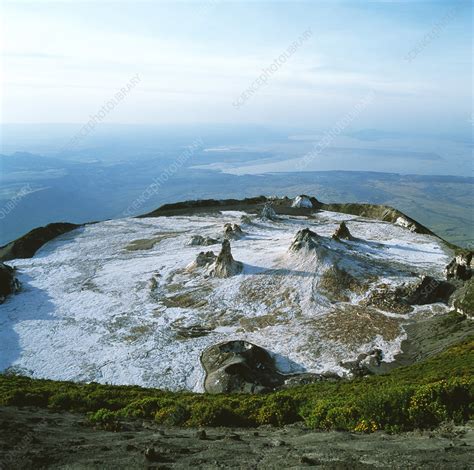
[[0, 0, 472, 136]]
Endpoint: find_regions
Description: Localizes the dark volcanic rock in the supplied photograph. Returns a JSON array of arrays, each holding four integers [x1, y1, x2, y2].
[[445, 253, 472, 281], [332, 221, 353, 240], [141, 196, 269, 217], [282, 371, 340, 387], [364, 276, 456, 313], [320, 202, 434, 236], [201, 340, 338, 393], [201, 340, 285, 393], [362, 285, 414, 314], [405, 276, 455, 305], [209, 240, 242, 278], [452, 279, 474, 318], [0, 222, 80, 261], [0, 262, 20, 303]]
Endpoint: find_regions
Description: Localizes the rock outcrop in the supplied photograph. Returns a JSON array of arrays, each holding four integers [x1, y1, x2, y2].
[[260, 203, 277, 221], [201, 340, 285, 393], [223, 223, 243, 240], [452, 279, 473, 318], [0, 222, 80, 262], [321, 203, 433, 236], [282, 371, 340, 387], [291, 195, 313, 209], [362, 286, 414, 314], [332, 221, 353, 240], [445, 252, 472, 281], [0, 262, 20, 303], [202, 340, 343, 393], [404, 276, 455, 305], [209, 240, 242, 278], [188, 235, 219, 246], [340, 349, 383, 377]]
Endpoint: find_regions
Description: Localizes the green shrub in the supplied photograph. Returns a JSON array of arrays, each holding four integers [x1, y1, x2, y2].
[[154, 404, 190, 425], [48, 391, 89, 411], [254, 395, 299, 426], [121, 397, 174, 418], [88, 408, 122, 431], [324, 405, 359, 430], [186, 401, 238, 426], [356, 386, 413, 430], [302, 399, 332, 429]]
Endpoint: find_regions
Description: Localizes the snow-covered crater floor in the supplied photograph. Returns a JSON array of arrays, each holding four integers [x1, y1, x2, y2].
[[0, 211, 452, 391]]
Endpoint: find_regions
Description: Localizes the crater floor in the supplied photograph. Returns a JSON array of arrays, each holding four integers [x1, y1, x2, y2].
[[0, 210, 452, 391]]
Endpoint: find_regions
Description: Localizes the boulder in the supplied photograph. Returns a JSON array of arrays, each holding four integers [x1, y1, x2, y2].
[[291, 195, 313, 209], [332, 221, 353, 240], [445, 252, 472, 281], [0, 262, 20, 303], [209, 240, 242, 278], [260, 203, 277, 221], [223, 223, 243, 240], [201, 340, 285, 393], [188, 235, 219, 246]]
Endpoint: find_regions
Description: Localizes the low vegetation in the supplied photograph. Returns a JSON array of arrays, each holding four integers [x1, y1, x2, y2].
[[1, 338, 472, 433]]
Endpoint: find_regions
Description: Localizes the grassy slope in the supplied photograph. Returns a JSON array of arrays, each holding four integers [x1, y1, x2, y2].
[[1, 337, 472, 433]]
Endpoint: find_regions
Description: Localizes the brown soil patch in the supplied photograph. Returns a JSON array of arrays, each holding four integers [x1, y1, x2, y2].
[[124, 232, 182, 251], [310, 305, 402, 347]]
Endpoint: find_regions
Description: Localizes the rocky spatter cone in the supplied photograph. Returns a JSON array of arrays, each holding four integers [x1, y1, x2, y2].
[[0, 262, 20, 303], [445, 252, 472, 281], [187, 235, 219, 246], [332, 221, 353, 241], [223, 223, 243, 240], [186, 251, 217, 272], [209, 240, 243, 278], [289, 228, 321, 252], [260, 203, 277, 221]]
